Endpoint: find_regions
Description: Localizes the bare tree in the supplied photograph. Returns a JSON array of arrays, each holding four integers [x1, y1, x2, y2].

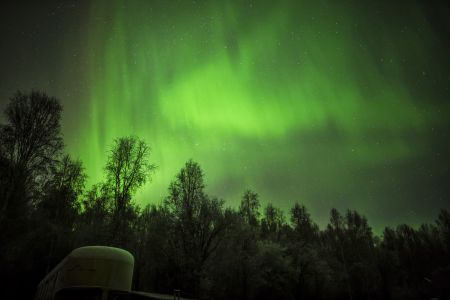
[[38, 154, 86, 272], [0, 91, 63, 222], [290, 202, 318, 242], [105, 136, 156, 245], [164, 160, 227, 297], [105, 136, 156, 213], [261, 203, 285, 241], [239, 190, 260, 227]]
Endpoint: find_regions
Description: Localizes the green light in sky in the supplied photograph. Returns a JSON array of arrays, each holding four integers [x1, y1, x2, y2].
[[68, 0, 449, 230]]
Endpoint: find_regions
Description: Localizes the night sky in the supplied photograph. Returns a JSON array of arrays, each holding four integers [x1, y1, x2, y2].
[[1, 0, 449, 232]]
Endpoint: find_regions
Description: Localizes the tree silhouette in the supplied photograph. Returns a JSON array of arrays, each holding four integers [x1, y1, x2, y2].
[[76, 183, 112, 246], [0, 91, 63, 224], [106, 136, 156, 213], [104, 136, 156, 245], [164, 160, 227, 298], [290, 202, 318, 242], [36, 155, 86, 272], [239, 190, 260, 227], [261, 202, 285, 241]]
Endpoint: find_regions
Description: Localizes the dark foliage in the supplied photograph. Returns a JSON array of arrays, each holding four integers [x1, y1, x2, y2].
[[0, 91, 449, 300]]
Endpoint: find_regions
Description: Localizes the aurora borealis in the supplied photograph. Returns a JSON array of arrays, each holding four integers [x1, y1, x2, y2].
[[1, 1, 449, 231]]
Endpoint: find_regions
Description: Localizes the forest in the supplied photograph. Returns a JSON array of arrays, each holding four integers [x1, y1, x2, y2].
[[0, 91, 449, 300]]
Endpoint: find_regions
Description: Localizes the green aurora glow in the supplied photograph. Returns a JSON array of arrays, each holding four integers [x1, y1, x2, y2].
[[2, 0, 450, 231]]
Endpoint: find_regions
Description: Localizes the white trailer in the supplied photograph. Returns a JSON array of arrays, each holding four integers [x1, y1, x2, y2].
[[34, 246, 134, 300]]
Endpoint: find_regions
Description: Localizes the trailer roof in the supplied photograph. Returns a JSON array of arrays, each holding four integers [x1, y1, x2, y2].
[[69, 246, 134, 264]]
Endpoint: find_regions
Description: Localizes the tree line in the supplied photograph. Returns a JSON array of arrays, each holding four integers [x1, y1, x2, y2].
[[0, 91, 449, 300]]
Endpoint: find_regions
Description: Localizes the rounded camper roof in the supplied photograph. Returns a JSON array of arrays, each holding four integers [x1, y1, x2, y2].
[[69, 246, 134, 265]]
